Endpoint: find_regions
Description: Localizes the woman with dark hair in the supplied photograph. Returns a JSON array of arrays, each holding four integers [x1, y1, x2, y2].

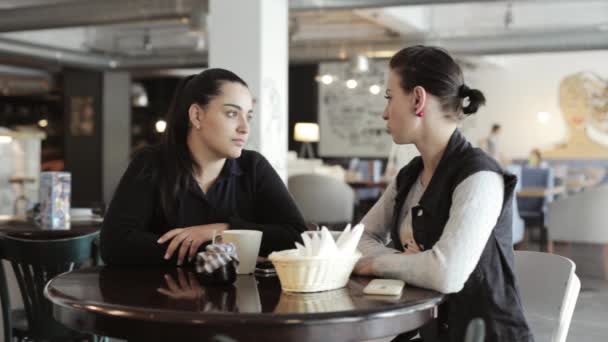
[[101, 68, 306, 266], [354, 46, 533, 341]]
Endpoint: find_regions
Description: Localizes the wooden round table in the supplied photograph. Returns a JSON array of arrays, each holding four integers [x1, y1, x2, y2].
[[45, 266, 444, 342], [0, 217, 101, 239]]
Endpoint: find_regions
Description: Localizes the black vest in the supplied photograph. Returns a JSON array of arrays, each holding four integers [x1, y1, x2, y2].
[[391, 130, 533, 342]]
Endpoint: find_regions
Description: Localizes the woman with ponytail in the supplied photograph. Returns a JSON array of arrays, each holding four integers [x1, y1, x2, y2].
[[101, 68, 306, 266], [354, 46, 533, 342]]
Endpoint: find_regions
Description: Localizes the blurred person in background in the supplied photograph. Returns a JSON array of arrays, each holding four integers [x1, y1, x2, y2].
[[527, 148, 549, 168], [479, 123, 505, 164]]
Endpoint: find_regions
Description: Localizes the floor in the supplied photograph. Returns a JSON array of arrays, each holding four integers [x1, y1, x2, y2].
[[564, 277, 608, 342], [365, 276, 608, 342]]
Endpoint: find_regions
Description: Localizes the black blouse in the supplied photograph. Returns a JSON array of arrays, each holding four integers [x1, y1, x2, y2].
[[100, 146, 306, 265]]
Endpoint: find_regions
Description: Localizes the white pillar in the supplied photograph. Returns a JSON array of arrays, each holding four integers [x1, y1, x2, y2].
[[209, 0, 288, 181], [102, 71, 130, 205]]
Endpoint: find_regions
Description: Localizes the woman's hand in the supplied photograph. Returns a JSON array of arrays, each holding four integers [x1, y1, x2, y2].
[[353, 256, 375, 276], [402, 239, 423, 255], [157, 223, 229, 265], [157, 269, 204, 300]]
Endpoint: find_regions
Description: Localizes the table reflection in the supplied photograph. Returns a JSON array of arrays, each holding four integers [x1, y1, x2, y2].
[[157, 269, 237, 312], [275, 287, 355, 313], [100, 267, 265, 314]]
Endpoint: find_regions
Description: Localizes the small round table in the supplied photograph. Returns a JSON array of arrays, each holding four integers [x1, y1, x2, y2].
[[45, 267, 444, 342], [0, 217, 101, 239]]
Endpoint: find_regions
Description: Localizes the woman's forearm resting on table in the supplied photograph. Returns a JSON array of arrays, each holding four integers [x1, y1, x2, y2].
[[357, 172, 504, 294]]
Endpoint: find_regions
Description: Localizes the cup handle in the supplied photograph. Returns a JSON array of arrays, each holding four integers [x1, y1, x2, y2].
[[211, 230, 224, 244]]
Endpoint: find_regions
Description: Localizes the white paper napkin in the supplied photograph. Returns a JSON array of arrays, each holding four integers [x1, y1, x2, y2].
[[296, 224, 363, 257]]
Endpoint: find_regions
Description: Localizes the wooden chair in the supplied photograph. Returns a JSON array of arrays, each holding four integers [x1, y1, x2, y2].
[[0, 232, 101, 342]]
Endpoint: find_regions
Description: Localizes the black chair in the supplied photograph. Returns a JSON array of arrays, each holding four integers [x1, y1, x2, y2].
[[0, 232, 101, 342]]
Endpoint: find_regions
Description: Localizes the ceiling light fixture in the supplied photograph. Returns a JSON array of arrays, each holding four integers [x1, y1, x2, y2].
[[504, 2, 514, 29], [350, 55, 369, 73], [131, 83, 149, 108], [320, 74, 334, 85], [155, 119, 167, 133], [369, 84, 381, 95], [143, 29, 152, 51]]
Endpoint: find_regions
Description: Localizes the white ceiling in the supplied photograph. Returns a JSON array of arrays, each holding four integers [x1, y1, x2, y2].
[[0, 0, 88, 9], [0, 0, 607, 68], [291, 1, 608, 44]]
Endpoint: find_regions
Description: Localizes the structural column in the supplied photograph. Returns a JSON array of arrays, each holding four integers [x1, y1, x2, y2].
[[101, 71, 130, 206], [64, 69, 130, 207], [208, 0, 289, 180]]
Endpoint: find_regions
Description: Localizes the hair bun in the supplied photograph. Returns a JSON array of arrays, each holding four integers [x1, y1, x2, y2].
[[459, 84, 486, 115], [458, 84, 470, 98]]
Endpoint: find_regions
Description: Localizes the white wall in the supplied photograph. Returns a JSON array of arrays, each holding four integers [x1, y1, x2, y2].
[[458, 50, 608, 159], [102, 72, 130, 205]]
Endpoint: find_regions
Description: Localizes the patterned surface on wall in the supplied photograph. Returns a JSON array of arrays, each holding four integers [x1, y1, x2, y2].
[[318, 60, 393, 157], [545, 72, 608, 158]]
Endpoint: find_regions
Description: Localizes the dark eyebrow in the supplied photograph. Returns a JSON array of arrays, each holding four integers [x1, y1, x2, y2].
[[224, 103, 242, 110], [224, 103, 254, 114]]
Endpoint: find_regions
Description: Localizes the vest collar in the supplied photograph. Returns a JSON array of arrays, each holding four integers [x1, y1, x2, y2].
[[395, 129, 470, 206], [391, 129, 470, 250]]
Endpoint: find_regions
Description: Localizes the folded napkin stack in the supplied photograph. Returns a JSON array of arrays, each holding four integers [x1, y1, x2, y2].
[[268, 224, 364, 292], [294, 224, 364, 257]]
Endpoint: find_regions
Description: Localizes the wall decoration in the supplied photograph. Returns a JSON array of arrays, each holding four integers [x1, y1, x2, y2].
[[544, 72, 608, 158], [69, 96, 95, 136], [318, 60, 393, 157]]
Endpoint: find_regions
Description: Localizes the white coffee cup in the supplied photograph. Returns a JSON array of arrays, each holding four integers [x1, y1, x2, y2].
[[221, 230, 263, 274]]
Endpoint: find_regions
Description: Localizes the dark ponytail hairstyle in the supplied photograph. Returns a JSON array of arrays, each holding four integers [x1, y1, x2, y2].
[[389, 45, 486, 118], [160, 68, 247, 222]]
